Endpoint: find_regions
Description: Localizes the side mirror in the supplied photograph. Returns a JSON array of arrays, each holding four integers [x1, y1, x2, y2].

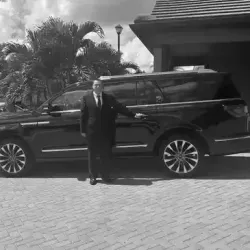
[[47, 104, 62, 117], [156, 96, 163, 104]]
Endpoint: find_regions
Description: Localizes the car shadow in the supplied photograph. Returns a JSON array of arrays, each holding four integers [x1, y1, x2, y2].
[[197, 156, 250, 179], [1, 156, 250, 184], [74, 158, 170, 186], [0, 158, 170, 186]]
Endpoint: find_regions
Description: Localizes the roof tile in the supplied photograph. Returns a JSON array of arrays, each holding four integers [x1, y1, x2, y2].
[[151, 0, 250, 20]]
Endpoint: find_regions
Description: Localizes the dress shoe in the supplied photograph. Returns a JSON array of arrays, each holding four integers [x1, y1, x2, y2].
[[90, 177, 97, 185]]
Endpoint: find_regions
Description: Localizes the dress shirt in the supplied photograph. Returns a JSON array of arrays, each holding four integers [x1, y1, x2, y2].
[[93, 92, 103, 107]]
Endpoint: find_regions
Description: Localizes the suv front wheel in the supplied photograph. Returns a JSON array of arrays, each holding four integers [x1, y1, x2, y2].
[[0, 138, 33, 177], [159, 135, 205, 178]]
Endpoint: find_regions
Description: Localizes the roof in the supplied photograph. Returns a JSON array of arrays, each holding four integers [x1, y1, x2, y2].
[[150, 0, 250, 21]]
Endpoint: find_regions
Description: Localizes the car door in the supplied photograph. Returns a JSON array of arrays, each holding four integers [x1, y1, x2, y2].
[[187, 73, 250, 154], [104, 80, 161, 156], [32, 88, 89, 160], [204, 74, 250, 154], [157, 73, 250, 155]]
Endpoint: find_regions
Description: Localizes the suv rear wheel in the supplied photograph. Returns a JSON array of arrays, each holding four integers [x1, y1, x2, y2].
[[159, 135, 205, 178], [0, 138, 34, 177]]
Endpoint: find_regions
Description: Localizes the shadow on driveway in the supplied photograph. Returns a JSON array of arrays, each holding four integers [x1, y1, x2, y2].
[[0, 158, 170, 186], [198, 156, 250, 179], [1, 156, 250, 184]]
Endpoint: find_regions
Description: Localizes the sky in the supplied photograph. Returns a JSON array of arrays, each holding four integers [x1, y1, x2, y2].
[[0, 0, 156, 72]]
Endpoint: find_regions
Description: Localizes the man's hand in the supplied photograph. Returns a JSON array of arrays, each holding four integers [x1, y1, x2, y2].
[[81, 133, 86, 137], [135, 113, 147, 119]]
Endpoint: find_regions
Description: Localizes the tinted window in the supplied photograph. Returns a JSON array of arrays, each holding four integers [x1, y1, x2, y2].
[[52, 90, 87, 110], [136, 80, 163, 105], [213, 74, 241, 99], [195, 74, 221, 101], [158, 75, 237, 103], [104, 81, 136, 106], [158, 77, 202, 103]]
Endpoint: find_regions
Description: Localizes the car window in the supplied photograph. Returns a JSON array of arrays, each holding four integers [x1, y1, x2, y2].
[[15, 106, 24, 112], [104, 81, 136, 106], [213, 74, 241, 99], [158, 77, 201, 103], [136, 80, 164, 105], [158, 75, 235, 103], [52, 90, 87, 110]]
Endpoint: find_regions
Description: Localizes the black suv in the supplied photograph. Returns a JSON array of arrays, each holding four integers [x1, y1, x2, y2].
[[0, 69, 248, 178]]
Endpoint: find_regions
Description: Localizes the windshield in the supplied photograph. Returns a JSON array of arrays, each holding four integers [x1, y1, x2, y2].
[[36, 90, 63, 112], [36, 82, 92, 112]]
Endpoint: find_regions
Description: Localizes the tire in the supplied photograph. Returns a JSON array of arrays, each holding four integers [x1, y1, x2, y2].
[[0, 138, 34, 177], [159, 134, 205, 178]]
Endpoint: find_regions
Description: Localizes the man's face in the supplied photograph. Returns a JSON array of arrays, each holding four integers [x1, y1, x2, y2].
[[92, 80, 104, 94]]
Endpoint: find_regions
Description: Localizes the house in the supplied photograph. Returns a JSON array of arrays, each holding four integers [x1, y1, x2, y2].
[[129, 0, 250, 105]]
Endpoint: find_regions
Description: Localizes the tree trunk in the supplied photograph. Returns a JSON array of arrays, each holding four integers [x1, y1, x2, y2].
[[37, 90, 41, 106], [43, 87, 47, 100], [60, 76, 66, 90], [28, 93, 32, 107], [44, 78, 52, 98], [67, 69, 71, 87]]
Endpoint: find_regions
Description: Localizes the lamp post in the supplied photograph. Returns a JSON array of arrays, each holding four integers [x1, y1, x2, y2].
[[115, 24, 123, 53]]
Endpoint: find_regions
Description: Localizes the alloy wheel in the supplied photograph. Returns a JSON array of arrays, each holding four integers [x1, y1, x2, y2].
[[163, 140, 199, 174], [0, 143, 26, 174]]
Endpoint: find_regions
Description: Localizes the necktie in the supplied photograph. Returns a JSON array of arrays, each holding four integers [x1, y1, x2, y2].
[[97, 95, 101, 109]]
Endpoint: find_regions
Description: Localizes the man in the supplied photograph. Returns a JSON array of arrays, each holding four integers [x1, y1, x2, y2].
[[80, 79, 143, 185]]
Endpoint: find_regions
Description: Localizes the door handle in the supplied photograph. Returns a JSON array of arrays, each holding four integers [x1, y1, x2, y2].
[[222, 104, 229, 110], [138, 114, 149, 120]]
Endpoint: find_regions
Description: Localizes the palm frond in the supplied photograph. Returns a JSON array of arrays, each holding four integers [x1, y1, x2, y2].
[[72, 65, 96, 81], [119, 61, 140, 71], [36, 17, 68, 46], [79, 38, 95, 49], [68, 22, 78, 37], [2, 43, 31, 57], [84, 41, 120, 63], [76, 21, 104, 39], [38, 17, 65, 32], [26, 29, 40, 52]]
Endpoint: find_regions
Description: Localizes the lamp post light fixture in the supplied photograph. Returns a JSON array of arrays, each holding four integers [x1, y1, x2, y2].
[[115, 24, 123, 53]]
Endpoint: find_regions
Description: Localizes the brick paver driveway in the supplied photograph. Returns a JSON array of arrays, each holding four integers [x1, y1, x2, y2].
[[1, 156, 250, 250]]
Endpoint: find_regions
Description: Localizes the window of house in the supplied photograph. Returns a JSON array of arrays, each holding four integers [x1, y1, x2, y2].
[[136, 80, 164, 105], [104, 81, 137, 106]]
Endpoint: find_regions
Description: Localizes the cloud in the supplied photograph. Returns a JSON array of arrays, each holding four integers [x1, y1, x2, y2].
[[86, 25, 153, 72], [121, 36, 153, 72], [0, 0, 155, 72]]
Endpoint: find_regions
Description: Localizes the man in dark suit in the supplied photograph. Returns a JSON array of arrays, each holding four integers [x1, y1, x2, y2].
[[80, 79, 143, 185]]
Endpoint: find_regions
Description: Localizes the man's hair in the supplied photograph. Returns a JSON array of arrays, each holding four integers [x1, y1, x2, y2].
[[93, 79, 102, 84]]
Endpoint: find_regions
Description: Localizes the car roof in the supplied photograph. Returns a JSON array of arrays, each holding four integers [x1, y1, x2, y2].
[[99, 69, 221, 81], [66, 69, 227, 90]]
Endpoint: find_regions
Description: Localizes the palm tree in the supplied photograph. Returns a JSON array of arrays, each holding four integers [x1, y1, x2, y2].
[[36, 17, 105, 86], [0, 17, 143, 106], [107, 60, 141, 75], [1, 17, 105, 104], [0, 43, 9, 82], [1, 39, 47, 105], [76, 41, 140, 77]]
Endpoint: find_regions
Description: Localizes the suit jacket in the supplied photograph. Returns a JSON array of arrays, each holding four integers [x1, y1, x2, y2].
[[80, 91, 135, 149]]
